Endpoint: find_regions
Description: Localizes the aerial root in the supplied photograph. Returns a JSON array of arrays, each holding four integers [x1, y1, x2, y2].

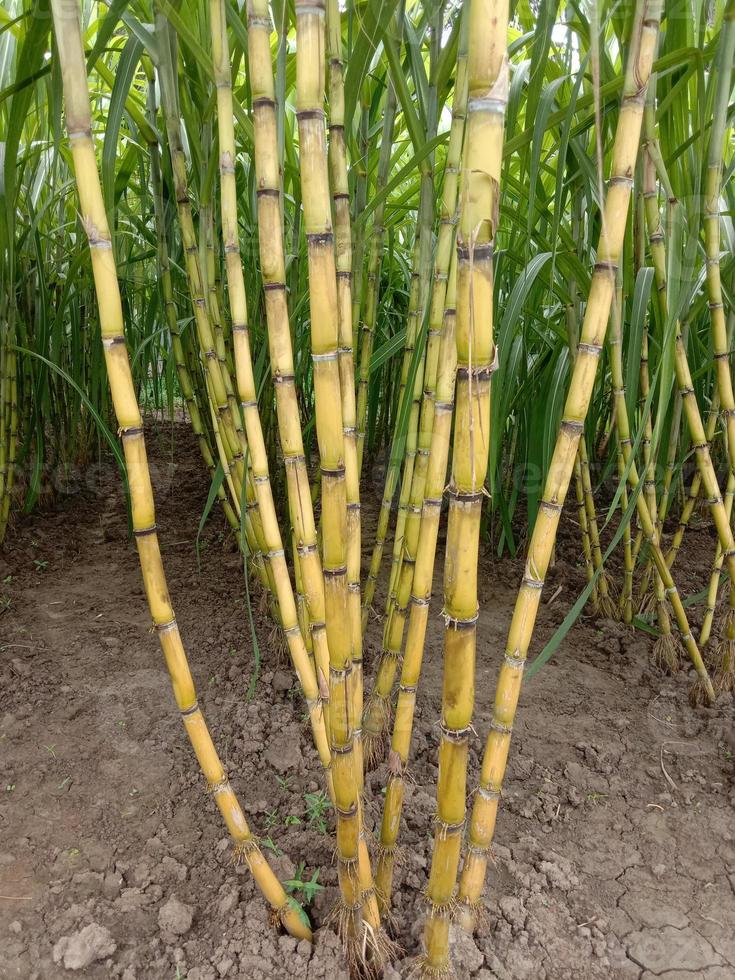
[[328, 902, 399, 980], [373, 841, 405, 870], [267, 623, 289, 666], [722, 606, 735, 635], [652, 632, 681, 674], [452, 897, 490, 935], [713, 638, 735, 694], [362, 720, 389, 771], [637, 589, 656, 619], [593, 573, 619, 620], [688, 674, 716, 708], [231, 838, 258, 868], [408, 956, 453, 980]]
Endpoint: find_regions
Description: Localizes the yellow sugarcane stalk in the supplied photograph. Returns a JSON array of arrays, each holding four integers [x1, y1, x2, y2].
[[326, 0, 364, 786], [246, 0, 332, 734], [375, 254, 458, 914], [208, 0, 331, 785], [50, 0, 309, 941], [420, 0, 507, 973], [641, 60, 735, 699], [294, 0, 384, 960], [362, 26, 469, 765], [455, 0, 664, 936]]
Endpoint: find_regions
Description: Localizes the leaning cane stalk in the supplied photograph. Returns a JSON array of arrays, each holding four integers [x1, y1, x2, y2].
[[361, 215, 430, 631], [566, 275, 598, 607], [701, 0, 735, 689], [50, 0, 310, 941], [700, 472, 735, 652], [420, 0, 507, 972], [607, 276, 634, 624], [607, 280, 702, 676], [145, 76, 239, 537], [455, 0, 666, 934], [383, 1, 444, 623], [665, 391, 719, 570], [155, 12, 268, 584], [208, 0, 331, 783], [567, 190, 615, 615], [642, 62, 735, 701]]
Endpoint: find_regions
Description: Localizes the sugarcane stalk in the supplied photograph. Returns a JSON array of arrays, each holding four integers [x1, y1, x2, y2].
[[362, 21, 469, 764], [145, 76, 240, 538], [700, 472, 735, 651], [608, 280, 700, 674], [375, 254, 458, 913], [246, 0, 332, 736], [208, 0, 331, 783], [701, 0, 735, 689], [351, 85, 371, 365], [567, 192, 617, 617], [294, 0, 384, 959], [455, 0, 666, 934], [326, 0, 364, 787], [641, 60, 735, 699], [50, 0, 310, 941], [361, 218, 429, 631], [383, 2, 444, 624], [421, 0, 508, 971], [154, 13, 263, 560]]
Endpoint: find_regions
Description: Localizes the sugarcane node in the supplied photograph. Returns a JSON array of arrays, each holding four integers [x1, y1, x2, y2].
[[424, 889, 460, 917], [441, 609, 479, 630], [231, 838, 258, 865], [446, 486, 484, 504], [323, 564, 348, 579], [577, 341, 602, 357], [439, 722, 472, 744], [456, 241, 493, 261], [207, 774, 230, 796], [489, 716, 513, 736]]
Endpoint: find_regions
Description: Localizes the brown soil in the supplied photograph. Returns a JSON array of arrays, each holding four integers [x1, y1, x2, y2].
[[1, 424, 734, 980]]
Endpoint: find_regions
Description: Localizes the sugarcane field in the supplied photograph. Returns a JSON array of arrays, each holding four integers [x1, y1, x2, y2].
[[3, 0, 735, 976]]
